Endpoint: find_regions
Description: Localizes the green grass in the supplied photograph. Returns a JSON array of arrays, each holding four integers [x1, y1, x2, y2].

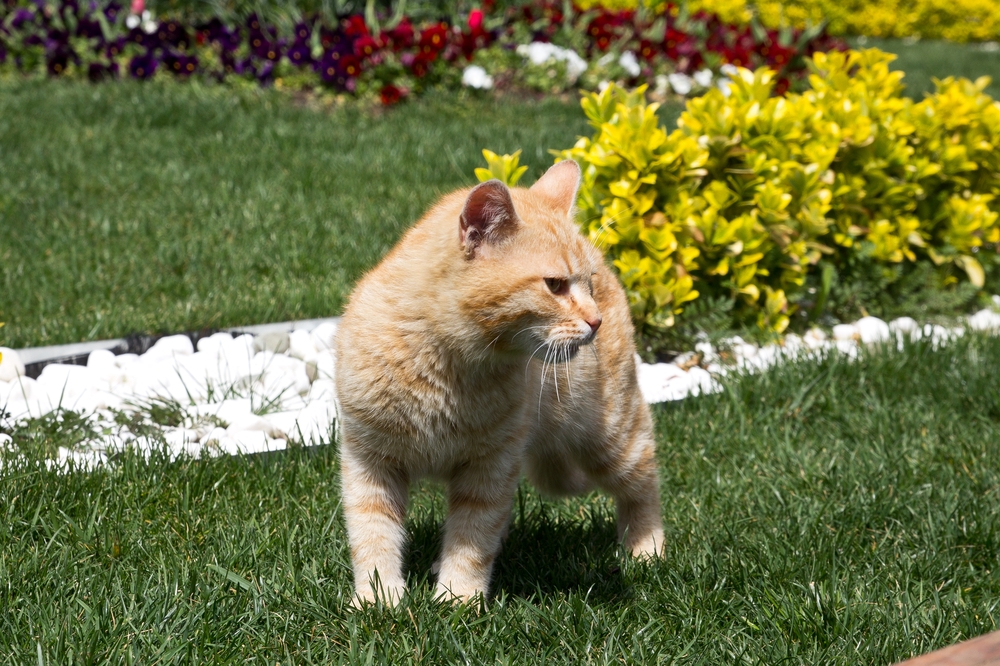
[[851, 37, 1000, 99], [0, 81, 620, 349], [4, 35, 1000, 351], [2, 336, 1000, 663]]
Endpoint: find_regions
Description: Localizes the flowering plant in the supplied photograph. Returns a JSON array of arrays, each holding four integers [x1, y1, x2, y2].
[[0, 0, 844, 104]]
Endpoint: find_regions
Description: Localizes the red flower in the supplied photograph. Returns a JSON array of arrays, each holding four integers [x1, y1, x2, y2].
[[419, 24, 448, 53], [409, 52, 432, 77], [639, 39, 656, 62], [354, 35, 380, 58], [340, 55, 361, 77], [384, 19, 414, 50], [773, 77, 790, 96], [380, 84, 403, 105], [663, 27, 689, 60], [343, 15, 368, 37], [468, 9, 483, 33], [766, 43, 795, 68]]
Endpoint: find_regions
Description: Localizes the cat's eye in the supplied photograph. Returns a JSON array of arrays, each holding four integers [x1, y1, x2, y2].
[[544, 278, 569, 295]]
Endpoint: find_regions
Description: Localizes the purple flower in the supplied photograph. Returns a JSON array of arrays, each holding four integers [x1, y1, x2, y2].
[[163, 50, 197, 75], [287, 41, 312, 67], [158, 20, 189, 48], [256, 59, 274, 83], [128, 51, 157, 78], [11, 9, 36, 29], [128, 26, 158, 48], [103, 2, 122, 21], [47, 47, 72, 75], [104, 37, 125, 58], [293, 22, 310, 42], [77, 17, 103, 39]]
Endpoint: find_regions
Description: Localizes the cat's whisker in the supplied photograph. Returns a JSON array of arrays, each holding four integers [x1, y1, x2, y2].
[[526, 341, 548, 383], [552, 344, 560, 403], [484, 332, 503, 354], [565, 345, 574, 400], [512, 325, 549, 343]]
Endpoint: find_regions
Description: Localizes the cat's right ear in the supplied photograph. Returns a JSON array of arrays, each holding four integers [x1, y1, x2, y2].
[[460, 180, 517, 259]]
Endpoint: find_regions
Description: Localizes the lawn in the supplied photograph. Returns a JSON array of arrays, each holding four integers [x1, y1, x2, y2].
[[3, 335, 1000, 663], [852, 37, 1000, 99], [0, 81, 616, 349]]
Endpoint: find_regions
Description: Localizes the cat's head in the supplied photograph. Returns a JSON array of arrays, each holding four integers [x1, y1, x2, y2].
[[456, 161, 604, 361]]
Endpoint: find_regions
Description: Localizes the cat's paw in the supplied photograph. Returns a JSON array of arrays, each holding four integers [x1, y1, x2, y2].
[[434, 581, 487, 606], [350, 582, 406, 609], [626, 529, 665, 560]]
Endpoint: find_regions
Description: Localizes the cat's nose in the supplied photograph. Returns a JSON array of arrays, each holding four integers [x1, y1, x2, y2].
[[586, 317, 602, 334]]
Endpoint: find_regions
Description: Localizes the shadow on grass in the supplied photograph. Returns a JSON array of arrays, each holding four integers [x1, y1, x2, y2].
[[404, 488, 627, 603]]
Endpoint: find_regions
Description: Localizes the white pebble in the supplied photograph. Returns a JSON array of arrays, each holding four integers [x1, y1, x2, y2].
[[0, 348, 25, 382], [311, 322, 338, 352], [86, 348, 118, 370], [197, 332, 234, 355], [315, 349, 336, 382], [143, 335, 194, 362], [288, 329, 319, 362], [832, 324, 859, 342], [968, 309, 1000, 332], [803, 328, 827, 346], [855, 316, 891, 344], [115, 353, 140, 368]]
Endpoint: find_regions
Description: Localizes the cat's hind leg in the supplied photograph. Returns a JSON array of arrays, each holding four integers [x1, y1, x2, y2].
[[340, 442, 410, 606]]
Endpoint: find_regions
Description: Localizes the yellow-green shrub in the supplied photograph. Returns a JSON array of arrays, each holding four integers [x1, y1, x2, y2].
[[579, 0, 1000, 42], [555, 48, 1000, 336], [753, 0, 1000, 42]]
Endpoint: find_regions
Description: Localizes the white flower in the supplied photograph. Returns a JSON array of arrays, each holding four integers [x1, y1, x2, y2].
[[717, 77, 733, 97], [125, 14, 139, 28], [141, 11, 157, 34], [619, 51, 640, 77], [693, 68, 713, 87], [667, 72, 693, 96], [598, 79, 611, 92], [654, 74, 669, 96], [461, 65, 493, 90], [720, 63, 739, 77], [516, 42, 587, 83]]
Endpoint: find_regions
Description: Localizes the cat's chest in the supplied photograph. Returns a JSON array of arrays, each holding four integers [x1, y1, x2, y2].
[[370, 351, 530, 466]]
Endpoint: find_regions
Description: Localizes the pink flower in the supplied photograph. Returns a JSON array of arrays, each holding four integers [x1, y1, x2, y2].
[[130, 0, 144, 14], [468, 9, 483, 33]]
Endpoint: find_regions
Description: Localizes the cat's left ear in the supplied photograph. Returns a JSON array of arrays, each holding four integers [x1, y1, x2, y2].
[[530, 160, 581, 216], [460, 179, 518, 259]]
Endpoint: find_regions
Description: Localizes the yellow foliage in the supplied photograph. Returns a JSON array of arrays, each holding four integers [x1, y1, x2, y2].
[[579, 0, 1000, 42], [475, 149, 529, 187], [554, 48, 1000, 334]]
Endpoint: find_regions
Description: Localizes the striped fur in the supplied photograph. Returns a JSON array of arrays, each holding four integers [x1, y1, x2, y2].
[[335, 161, 664, 605]]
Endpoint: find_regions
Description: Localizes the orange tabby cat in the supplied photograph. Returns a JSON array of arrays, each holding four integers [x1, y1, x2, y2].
[[335, 160, 664, 605]]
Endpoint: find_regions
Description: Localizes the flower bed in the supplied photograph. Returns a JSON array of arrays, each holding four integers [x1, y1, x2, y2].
[[548, 48, 1000, 351], [0, 0, 843, 104]]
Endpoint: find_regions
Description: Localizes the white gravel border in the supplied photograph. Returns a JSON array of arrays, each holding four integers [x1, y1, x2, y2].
[[2, 297, 999, 467]]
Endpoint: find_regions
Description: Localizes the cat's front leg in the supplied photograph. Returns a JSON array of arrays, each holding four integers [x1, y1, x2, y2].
[[340, 442, 410, 606], [435, 452, 521, 603]]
